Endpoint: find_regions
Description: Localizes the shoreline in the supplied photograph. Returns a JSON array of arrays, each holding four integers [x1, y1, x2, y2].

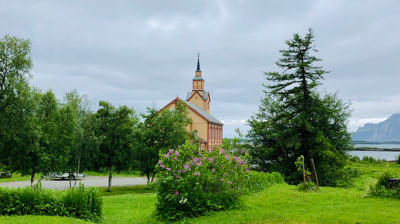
[[352, 147, 400, 152]]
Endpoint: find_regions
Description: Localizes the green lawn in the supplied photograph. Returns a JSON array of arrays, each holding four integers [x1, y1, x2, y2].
[[2, 162, 400, 223], [85, 170, 141, 178], [0, 215, 90, 224], [0, 173, 31, 183], [101, 185, 156, 196]]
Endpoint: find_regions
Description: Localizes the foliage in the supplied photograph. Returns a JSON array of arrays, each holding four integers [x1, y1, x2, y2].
[[396, 154, 400, 164], [298, 181, 318, 192], [349, 155, 360, 162], [155, 141, 252, 221], [0, 34, 33, 171], [247, 28, 353, 186], [62, 89, 101, 188], [5, 89, 76, 187], [93, 101, 138, 192], [360, 155, 387, 164], [0, 183, 102, 222], [243, 171, 284, 193], [133, 101, 192, 183], [220, 128, 251, 156], [365, 171, 400, 199]]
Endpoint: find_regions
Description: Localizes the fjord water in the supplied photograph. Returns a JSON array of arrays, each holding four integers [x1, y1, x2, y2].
[[350, 144, 400, 160]]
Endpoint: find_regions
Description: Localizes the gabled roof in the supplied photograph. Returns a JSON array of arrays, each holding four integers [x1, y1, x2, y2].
[[185, 101, 223, 125], [162, 97, 223, 125], [186, 91, 210, 101]]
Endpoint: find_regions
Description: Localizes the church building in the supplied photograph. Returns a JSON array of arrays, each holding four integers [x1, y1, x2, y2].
[[162, 57, 223, 150]]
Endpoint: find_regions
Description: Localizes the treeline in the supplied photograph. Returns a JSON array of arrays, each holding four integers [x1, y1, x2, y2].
[[0, 35, 193, 191]]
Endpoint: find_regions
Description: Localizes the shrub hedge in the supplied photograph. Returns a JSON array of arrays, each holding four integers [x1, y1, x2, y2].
[[0, 182, 102, 222]]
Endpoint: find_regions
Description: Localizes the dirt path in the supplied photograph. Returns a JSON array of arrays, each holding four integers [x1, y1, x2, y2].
[[0, 176, 148, 189]]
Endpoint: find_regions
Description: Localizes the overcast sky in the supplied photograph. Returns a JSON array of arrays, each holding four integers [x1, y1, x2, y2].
[[1, 0, 399, 137]]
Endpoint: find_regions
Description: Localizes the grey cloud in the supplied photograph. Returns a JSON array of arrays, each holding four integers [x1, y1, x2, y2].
[[1, 0, 400, 137]]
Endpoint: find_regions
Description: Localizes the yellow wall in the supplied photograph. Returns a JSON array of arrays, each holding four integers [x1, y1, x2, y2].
[[164, 103, 208, 143]]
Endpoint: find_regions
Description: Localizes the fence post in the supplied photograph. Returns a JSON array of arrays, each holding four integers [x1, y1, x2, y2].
[[302, 157, 306, 191], [310, 158, 319, 188]]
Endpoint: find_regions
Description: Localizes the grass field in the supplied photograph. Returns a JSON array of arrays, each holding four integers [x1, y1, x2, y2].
[[1, 161, 400, 223], [0, 173, 31, 183]]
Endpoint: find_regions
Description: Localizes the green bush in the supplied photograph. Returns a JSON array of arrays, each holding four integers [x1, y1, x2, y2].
[[244, 171, 284, 193], [155, 141, 282, 221], [366, 171, 400, 199], [0, 182, 102, 222], [298, 181, 318, 192], [349, 155, 360, 162], [396, 154, 400, 164]]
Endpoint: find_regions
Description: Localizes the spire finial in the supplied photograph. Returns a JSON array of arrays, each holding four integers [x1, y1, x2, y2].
[[196, 53, 201, 71]]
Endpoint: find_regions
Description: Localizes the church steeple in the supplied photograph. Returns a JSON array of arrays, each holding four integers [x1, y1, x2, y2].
[[188, 53, 211, 113], [193, 54, 204, 91], [196, 54, 201, 71]]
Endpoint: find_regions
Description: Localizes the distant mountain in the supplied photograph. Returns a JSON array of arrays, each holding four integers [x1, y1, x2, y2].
[[353, 114, 400, 141]]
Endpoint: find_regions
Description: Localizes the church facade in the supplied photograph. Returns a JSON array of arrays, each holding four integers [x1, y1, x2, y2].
[[162, 57, 223, 150]]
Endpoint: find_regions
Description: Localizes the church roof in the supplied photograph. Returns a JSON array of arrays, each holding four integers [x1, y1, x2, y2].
[[186, 91, 209, 101], [193, 76, 204, 80], [185, 101, 223, 125]]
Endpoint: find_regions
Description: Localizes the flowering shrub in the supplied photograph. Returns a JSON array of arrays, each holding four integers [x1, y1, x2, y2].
[[155, 141, 257, 221]]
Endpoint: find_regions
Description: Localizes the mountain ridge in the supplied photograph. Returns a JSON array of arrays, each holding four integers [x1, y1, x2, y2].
[[353, 114, 400, 141]]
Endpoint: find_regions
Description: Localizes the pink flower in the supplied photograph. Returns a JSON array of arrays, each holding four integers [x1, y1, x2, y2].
[[233, 156, 238, 161], [166, 168, 171, 171], [198, 151, 201, 156], [223, 174, 225, 177], [208, 158, 214, 163], [221, 148, 225, 154], [228, 181, 232, 185], [178, 169, 184, 173], [238, 160, 244, 165], [246, 169, 250, 173], [158, 160, 162, 164], [174, 151, 179, 156], [175, 190, 179, 195], [194, 172, 200, 176], [221, 179, 224, 182], [240, 149, 244, 154], [160, 164, 165, 169], [164, 154, 170, 158], [212, 168, 215, 173], [173, 157, 177, 161], [194, 157, 200, 163], [195, 162, 202, 166], [184, 164, 190, 170], [225, 154, 229, 160], [169, 149, 173, 154]]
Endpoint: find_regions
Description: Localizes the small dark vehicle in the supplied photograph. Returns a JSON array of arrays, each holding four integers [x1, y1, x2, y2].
[[0, 172, 12, 178]]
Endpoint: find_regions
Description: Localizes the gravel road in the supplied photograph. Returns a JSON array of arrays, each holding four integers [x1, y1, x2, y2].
[[0, 176, 148, 189]]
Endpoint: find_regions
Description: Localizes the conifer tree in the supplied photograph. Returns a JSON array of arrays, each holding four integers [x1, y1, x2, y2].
[[247, 28, 353, 185]]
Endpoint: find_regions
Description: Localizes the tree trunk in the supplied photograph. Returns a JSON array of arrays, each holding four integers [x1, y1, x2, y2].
[[108, 165, 112, 192], [30, 170, 36, 188], [150, 172, 156, 183], [146, 172, 150, 184], [69, 169, 72, 189], [74, 157, 80, 189]]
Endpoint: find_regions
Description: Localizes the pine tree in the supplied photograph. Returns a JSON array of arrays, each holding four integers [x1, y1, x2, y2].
[[247, 28, 353, 185]]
